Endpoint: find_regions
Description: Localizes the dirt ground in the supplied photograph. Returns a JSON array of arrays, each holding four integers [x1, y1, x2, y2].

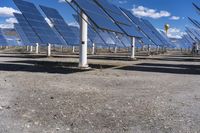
[[0, 50, 200, 133]]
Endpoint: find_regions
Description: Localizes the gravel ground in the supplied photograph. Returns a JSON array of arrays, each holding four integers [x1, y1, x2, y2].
[[0, 51, 200, 133]]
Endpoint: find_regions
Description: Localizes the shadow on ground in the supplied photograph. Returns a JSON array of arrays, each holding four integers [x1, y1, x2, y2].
[[1, 60, 116, 74], [117, 63, 200, 75]]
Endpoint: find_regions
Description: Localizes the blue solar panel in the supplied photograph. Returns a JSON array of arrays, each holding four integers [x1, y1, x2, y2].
[[40, 5, 79, 46], [72, 14, 116, 47], [186, 31, 198, 43], [120, 8, 162, 46], [188, 18, 200, 29], [14, 23, 30, 45], [141, 19, 169, 46], [0, 29, 8, 46], [94, 0, 142, 37], [182, 35, 193, 45], [13, 0, 63, 44], [94, 0, 131, 26], [186, 28, 200, 42], [14, 13, 41, 44], [67, 0, 123, 34], [159, 30, 175, 48], [185, 34, 195, 44]]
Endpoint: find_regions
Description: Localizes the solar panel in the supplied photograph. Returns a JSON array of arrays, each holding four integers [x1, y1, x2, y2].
[[186, 30, 198, 43], [185, 34, 195, 44], [14, 13, 41, 45], [14, 23, 30, 45], [120, 8, 162, 46], [72, 14, 116, 47], [40, 5, 79, 46], [182, 35, 193, 45], [94, 0, 142, 37], [141, 19, 169, 46], [67, 0, 124, 34], [193, 3, 200, 13], [188, 18, 200, 29], [159, 30, 175, 48], [186, 28, 200, 41], [13, 0, 63, 44], [0, 29, 8, 46]]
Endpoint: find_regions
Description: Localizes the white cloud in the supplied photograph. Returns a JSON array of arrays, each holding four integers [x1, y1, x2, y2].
[[0, 17, 17, 28], [0, 7, 20, 17], [170, 16, 180, 20], [5, 18, 17, 24], [0, 23, 13, 28], [158, 28, 186, 39], [132, 6, 171, 19]]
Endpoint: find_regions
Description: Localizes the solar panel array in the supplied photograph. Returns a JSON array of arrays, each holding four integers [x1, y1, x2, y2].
[[40, 5, 79, 46], [14, 23, 30, 45], [13, 0, 63, 44], [94, 0, 142, 37], [0, 29, 8, 46]]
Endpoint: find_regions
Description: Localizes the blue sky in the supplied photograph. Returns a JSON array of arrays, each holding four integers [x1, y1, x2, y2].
[[0, 0, 199, 38]]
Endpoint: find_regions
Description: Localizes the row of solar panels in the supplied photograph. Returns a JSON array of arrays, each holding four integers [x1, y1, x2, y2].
[[181, 3, 200, 48], [0, 0, 173, 48], [176, 27, 200, 48]]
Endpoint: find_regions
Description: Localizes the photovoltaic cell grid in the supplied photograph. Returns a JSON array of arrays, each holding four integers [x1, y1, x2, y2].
[[13, 0, 62, 45], [72, 14, 119, 47], [120, 8, 162, 46], [186, 28, 200, 41], [186, 30, 198, 43], [14, 23, 30, 45], [185, 34, 195, 44], [182, 35, 193, 46], [159, 30, 175, 48], [40, 5, 79, 46], [14, 13, 41, 45], [94, 0, 142, 37], [141, 19, 169, 46], [188, 17, 200, 29], [67, 0, 123, 34], [193, 3, 200, 13], [0, 29, 8, 46]]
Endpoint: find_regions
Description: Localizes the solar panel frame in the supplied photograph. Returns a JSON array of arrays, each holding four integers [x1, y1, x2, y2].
[[13, 0, 63, 45]]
